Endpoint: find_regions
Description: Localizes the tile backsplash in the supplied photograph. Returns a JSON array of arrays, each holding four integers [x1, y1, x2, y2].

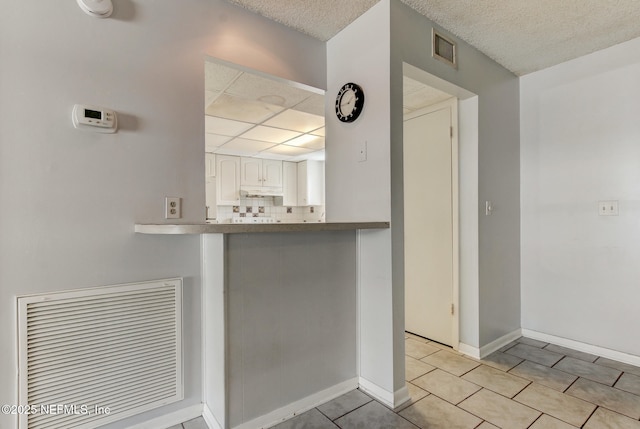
[[216, 197, 325, 223]]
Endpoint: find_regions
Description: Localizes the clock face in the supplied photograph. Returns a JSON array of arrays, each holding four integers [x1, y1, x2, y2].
[[335, 83, 364, 123]]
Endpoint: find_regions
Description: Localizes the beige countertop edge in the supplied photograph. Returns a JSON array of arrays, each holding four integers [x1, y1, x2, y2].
[[134, 222, 390, 235]]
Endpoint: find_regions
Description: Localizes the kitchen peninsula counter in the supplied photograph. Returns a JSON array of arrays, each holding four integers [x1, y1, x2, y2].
[[134, 221, 389, 234]]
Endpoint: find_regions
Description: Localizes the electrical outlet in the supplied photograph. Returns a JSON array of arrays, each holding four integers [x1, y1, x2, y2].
[[598, 200, 618, 216], [165, 197, 181, 219]]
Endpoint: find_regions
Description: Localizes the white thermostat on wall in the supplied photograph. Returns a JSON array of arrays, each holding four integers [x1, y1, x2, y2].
[[72, 104, 118, 133]]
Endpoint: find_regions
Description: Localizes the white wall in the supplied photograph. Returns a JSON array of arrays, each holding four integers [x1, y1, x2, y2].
[[325, 1, 391, 223], [521, 36, 640, 356], [325, 0, 400, 401], [0, 1, 324, 427]]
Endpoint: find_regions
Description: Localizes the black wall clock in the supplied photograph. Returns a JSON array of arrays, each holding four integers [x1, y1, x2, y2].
[[335, 82, 365, 123]]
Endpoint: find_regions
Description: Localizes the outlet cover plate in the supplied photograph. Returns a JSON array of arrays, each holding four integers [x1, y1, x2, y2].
[[165, 197, 181, 219]]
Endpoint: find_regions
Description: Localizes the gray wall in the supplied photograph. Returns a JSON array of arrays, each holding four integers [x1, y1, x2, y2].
[[226, 232, 357, 428], [389, 0, 521, 348], [0, 1, 324, 427], [325, 0, 520, 397]]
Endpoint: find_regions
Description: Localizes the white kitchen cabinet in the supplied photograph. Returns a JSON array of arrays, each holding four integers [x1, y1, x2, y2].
[[282, 161, 297, 206], [240, 157, 262, 187], [241, 158, 282, 188], [205, 153, 216, 178], [206, 178, 216, 219], [216, 155, 240, 205], [297, 160, 324, 206], [262, 159, 283, 187]]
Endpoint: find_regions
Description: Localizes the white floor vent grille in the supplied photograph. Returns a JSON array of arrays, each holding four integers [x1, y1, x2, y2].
[[17, 279, 183, 429]]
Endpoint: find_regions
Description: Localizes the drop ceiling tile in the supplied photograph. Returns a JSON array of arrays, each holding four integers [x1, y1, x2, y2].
[[206, 94, 283, 123], [226, 73, 310, 108], [310, 127, 325, 137], [205, 116, 253, 136], [205, 133, 231, 151], [404, 86, 453, 110], [220, 138, 276, 152], [285, 135, 325, 149], [292, 93, 325, 116], [205, 90, 220, 108], [240, 125, 301, 143], [214, 146, 261, 157], [263, 109, 325, 133], [289, 149, 325, 162], [263, 144, 314, 156], [403, 76, 426, 95], [205, 60, 241, 91]]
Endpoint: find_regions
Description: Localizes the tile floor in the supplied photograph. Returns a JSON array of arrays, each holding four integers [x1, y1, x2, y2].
[[176, 335, 640, 428]]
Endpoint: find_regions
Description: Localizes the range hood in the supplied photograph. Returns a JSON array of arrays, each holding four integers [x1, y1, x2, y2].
[[239, 187, 284, 198]]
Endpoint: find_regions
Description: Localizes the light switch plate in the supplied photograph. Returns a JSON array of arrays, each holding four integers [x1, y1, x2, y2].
[[358, 141, 367, 162], [485, 201, 492, 216], [598, 200, 618, 216]]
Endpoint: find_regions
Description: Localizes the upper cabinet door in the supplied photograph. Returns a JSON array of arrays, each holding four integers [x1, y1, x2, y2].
[[241, 157, 262, 187], [241, 158, 282, 188], [216, 155, 240, 205], [297, 160, 324, 206], [205, 153, 216, 178], [262, 160, 283, 188], [282, 161, 297, 206]]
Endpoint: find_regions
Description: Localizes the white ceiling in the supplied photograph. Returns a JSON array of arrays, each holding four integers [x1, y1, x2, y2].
[[224, 0, 640, 76], [205, 61, 448, 161]]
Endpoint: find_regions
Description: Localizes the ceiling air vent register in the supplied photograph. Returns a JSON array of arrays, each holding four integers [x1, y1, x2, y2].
[[432, 29, 457, 69]]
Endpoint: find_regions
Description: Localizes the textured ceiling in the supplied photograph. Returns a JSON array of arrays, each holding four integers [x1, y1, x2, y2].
[[225, 0, 640, 75]]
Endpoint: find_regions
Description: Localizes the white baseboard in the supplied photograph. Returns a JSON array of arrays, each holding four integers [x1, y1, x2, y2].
[[522, 329, 640, 367], [459, 329, 522, 360], [480, 329, 522, 358], [125, 404, 203, 429], [393, 385, 411, 410], [457, 342, 480, 359], [232, 378, 359, 429], [358, 377, 409, 409], [203, 404, 223, 429]]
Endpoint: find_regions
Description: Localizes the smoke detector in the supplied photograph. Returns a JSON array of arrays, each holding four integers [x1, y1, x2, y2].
[[77, 0, 113, 18]]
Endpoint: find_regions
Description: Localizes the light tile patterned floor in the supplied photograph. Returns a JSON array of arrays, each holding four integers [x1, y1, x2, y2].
[[176, 335, 640, 428]]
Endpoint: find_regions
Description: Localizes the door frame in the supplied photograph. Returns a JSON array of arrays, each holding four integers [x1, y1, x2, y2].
[[403, 97, 459, 350]]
